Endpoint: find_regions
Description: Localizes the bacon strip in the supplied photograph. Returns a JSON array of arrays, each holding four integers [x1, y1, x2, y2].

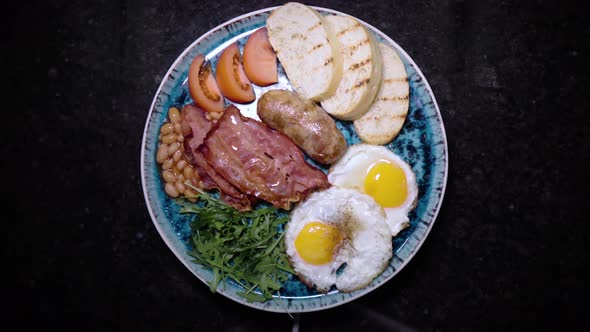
[[181, 105, 254, 211], [181, 104, 212, 151], [198, 106, 330, 210]]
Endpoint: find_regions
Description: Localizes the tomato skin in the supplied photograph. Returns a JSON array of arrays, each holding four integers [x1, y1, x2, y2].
[[243, 27, 278, 87], [215, 43, 255, 104], [188, 54, 225, 113]]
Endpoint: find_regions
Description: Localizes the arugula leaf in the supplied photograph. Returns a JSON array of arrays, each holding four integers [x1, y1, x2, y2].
[[179, 191, 294, 302]]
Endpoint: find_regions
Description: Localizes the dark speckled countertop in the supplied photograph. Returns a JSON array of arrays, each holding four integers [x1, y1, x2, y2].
[[10, 0, 588, 331]]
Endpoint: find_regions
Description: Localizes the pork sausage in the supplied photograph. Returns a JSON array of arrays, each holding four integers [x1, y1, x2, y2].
[[257, 90, 347, 164]]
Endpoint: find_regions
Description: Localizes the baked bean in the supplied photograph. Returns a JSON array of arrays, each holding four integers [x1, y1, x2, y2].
[[183, 166, 193, 180], [162, 133, 177, 144], [167, 142, 180, 156], [160, 123, 174, 135], [169, 107, 181, 123], [162, 170, 176, 183], [175, 181, 186, 194], [176, 159, 187, 171], [156, 144, 168, 163], [162, 158, 173, 170], [165, 183, 179, 197], [172, 149, 182, 162], [174, 123, 182, 134], [177, 134, 184, 142], [209, 111, 222, 120]]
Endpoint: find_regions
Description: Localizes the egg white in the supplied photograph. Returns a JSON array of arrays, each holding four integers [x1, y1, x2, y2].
[[328, 144, 418, 236], [285, 187, 392, 293]]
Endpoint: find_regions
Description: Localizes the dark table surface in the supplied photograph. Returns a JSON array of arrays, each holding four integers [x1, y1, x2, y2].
[[12, 0, 588, 331]]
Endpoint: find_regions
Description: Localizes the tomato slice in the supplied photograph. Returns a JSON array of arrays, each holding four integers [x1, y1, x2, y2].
[[243, 27, 278, 87], [188, 54, 225, 113], [215, 43, 255, 104]]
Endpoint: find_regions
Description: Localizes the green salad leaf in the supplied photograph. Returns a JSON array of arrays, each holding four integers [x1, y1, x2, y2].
[[179, 190, 295, 302]]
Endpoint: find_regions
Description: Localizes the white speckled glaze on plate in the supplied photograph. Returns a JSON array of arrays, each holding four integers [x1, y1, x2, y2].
[[140, 6, 448, 313]]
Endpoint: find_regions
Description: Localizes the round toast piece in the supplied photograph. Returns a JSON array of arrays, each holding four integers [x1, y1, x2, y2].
[[266, 2, 343, 102], [320, 15, 383, 121], [354, 43, 409, 144]]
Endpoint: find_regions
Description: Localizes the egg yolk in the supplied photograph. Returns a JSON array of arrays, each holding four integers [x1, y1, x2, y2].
[[364, 160, 408, 208], [295, 222, 343, 265]]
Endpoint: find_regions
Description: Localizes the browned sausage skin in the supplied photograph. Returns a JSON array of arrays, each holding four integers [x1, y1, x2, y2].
[[257, 90, 347, 164]]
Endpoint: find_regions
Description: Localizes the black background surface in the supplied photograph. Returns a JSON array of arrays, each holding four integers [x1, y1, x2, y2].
[[11, 0, 589, 331]]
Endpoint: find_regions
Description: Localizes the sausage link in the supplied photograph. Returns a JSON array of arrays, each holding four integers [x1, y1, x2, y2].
[[257, 90, 347, 164]]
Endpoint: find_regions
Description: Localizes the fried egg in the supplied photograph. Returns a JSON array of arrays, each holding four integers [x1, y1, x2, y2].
[[328, 144, 418, 236], [285, 187, 392, 293]]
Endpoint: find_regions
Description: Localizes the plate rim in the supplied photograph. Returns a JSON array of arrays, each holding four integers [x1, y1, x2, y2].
[[140, 5, 448, 313]]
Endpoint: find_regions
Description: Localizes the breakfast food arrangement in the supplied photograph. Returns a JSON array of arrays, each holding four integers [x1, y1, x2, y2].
[[160, 0, 413, 300], [142, 1, 447, 312]]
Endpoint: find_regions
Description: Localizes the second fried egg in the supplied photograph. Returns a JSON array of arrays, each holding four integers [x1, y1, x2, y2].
[[328, 144, 418, 236], [285, 187, 392, 293]]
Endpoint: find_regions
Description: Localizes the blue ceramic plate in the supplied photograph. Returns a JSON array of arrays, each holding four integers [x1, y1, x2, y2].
[[141, 6, 448, 313]]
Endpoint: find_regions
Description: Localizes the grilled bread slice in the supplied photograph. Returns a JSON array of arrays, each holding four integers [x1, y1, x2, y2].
[[266, 2, 342, 102], [320, 15, 382, 121], [354, 43, 409, 144]]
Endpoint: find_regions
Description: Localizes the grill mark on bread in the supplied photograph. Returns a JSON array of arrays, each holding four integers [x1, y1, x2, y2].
[[346, 39, 370, 54], [311, 43, 325, 51], [354, 78, 370, 87], [336, 21, 362, 37], [377, 95, 410, 102], [348, 58, 371, 71], [389, 114, 407, 119], [384, 77, 409, 83], [363, 113, 406, 121], [291, 33, 307, 40], [345, 78, 370, 93], [310, 57, 335, 72], [307, 22, 321, 32]]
